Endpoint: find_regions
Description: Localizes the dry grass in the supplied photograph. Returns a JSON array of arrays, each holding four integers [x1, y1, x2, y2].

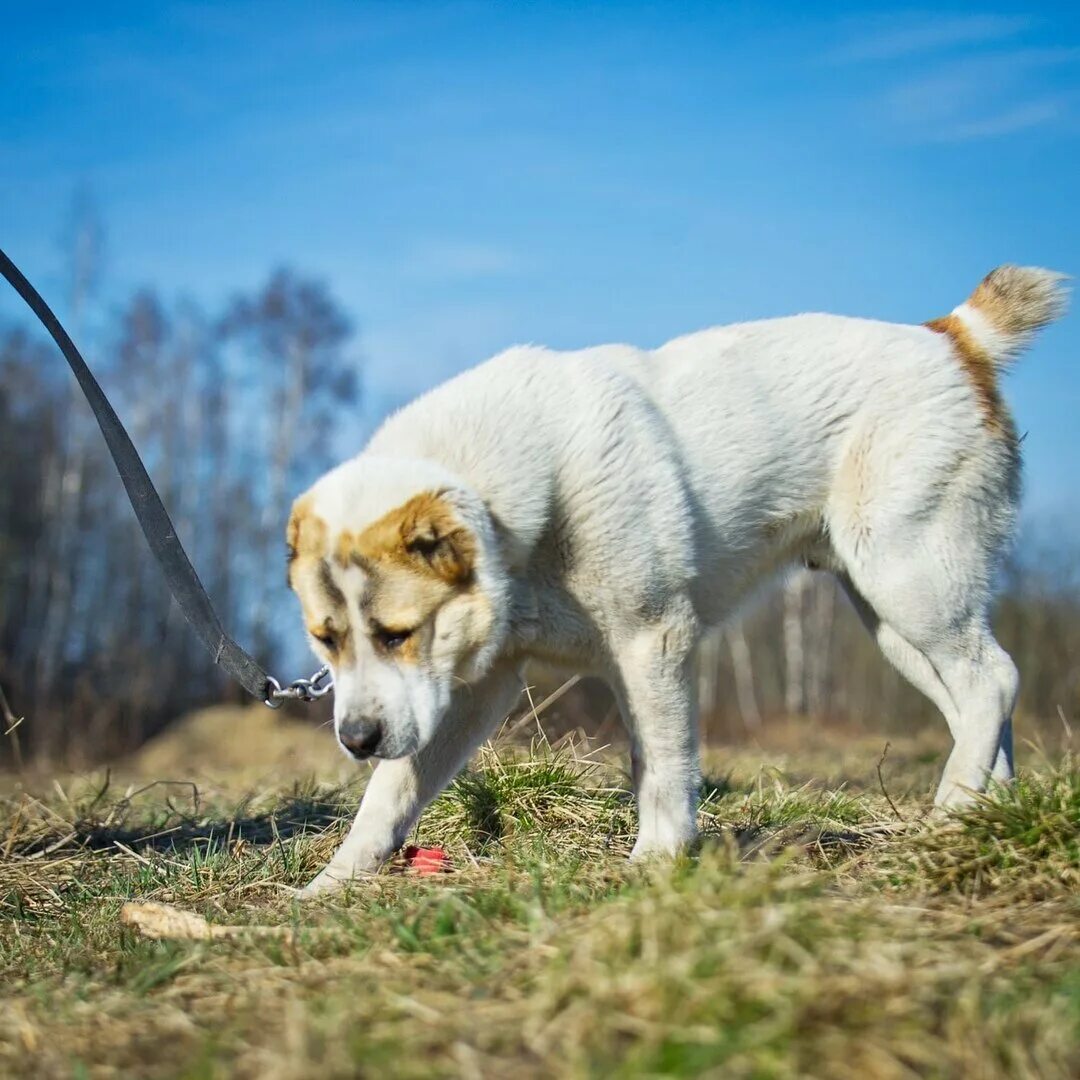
[[0, 722, 1076, 1078]]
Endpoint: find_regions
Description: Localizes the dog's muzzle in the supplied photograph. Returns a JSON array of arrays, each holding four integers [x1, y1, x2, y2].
[[337, 717, 384, 759]]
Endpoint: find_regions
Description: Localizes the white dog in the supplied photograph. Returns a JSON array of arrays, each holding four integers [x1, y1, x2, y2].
[[287, 266, 1067, 895]]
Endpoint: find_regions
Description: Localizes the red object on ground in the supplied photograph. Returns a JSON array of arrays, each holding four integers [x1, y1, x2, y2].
[[403, 845, 450, 874]]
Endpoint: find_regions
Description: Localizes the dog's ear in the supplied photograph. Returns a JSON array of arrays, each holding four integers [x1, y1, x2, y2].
[[337, 490, 477, 585], [286, 496, 327, 582], [399, 491, 476, 585]]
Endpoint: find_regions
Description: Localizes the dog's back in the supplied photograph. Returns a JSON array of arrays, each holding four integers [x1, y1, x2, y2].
[[371, 266, 1066, 609]]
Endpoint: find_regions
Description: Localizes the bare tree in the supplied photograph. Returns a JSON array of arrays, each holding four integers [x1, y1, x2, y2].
[[726, 622, 761, 731], [783, 570, 809, 716], [220, 269, 356, 657], [35, 187, 106, 700], [806, 576, 836, 716]]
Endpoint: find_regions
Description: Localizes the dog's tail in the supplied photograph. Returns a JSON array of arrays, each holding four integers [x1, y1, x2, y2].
[[927, 265, 1069, 368]]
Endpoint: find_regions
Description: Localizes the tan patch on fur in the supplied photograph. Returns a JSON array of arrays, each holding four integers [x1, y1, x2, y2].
[[347, 493, 486, 668], [925, 314, 1013, 441], [389, 621, 424, 665], [286, 495, 352, 662], [336, 490, 477, 586], [287, 489, 484, 671], [362, 562, 455, 666], [286, 495, 329, 563]]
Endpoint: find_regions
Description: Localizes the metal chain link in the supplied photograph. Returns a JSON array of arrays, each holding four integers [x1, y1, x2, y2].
[[264, 665, 334, 708]]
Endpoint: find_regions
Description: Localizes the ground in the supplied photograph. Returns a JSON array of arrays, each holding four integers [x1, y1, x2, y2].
[[0, 711, 1077, 1079]]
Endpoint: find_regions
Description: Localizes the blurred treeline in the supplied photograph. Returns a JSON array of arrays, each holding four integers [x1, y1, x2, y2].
[[0, 195, 359, 763], [1, 197, 1077, 764]]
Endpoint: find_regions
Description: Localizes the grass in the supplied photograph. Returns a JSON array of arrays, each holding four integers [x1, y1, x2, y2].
[[0, 724, 1076, 1078]]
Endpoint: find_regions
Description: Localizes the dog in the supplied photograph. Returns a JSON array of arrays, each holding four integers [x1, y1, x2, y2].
[[287, 265, 1067, 896]]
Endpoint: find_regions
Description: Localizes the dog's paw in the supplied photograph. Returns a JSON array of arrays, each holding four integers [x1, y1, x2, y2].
[[629, 827, 697, 862], [628, 841, 688, 863], [295, 869, 351, 900]]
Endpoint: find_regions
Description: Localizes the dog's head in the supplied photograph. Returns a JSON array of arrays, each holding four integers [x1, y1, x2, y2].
[[286, 457, 508, 760]]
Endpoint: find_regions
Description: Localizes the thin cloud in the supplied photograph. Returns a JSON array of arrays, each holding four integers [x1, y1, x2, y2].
[[833, 13, 1034, 62], [877, 47, 1078, 140], [942, 99, 1063, 140]]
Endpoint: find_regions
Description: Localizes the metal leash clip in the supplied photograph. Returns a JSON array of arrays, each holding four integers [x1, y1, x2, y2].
[[264, 665, 334, 708]]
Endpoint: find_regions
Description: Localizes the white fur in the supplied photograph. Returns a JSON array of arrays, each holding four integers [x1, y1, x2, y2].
[[952, 301, 1013, 362], [299, 269, 1066, 896]]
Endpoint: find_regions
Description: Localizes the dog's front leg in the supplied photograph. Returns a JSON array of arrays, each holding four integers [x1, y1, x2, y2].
[[299, 666, 523, 897], [612, 613, 701, 860]]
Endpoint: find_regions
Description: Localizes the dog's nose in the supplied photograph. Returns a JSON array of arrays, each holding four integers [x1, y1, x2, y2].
[[338, 718, 384, 759]]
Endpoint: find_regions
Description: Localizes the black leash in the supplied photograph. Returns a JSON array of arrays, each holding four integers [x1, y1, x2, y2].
[[0, 245, 331, 707]]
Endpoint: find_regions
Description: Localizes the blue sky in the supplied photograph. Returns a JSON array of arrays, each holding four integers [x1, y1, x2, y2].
[[2, 1, 1078, 526]]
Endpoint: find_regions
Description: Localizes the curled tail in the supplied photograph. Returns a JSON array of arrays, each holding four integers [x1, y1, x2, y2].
[[928, 264, 1070, 367], [926, 266, 1069, 436]]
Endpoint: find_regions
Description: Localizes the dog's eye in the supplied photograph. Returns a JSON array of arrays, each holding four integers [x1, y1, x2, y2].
[[311, 630, 336, 650], [375, 625, 413, 651]]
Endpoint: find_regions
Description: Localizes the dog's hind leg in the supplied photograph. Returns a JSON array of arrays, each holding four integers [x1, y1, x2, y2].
[[610, 604, 702, 859], [299, 665, 524, 897], [833, 517, 1017, 807], [839, 574, 1015, 786], [839, 572, 962, 726], [922, 622, 1017, 804]]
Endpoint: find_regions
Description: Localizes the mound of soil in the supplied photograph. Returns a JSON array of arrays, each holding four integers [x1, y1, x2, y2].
[[129, 703, 348, 780]]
